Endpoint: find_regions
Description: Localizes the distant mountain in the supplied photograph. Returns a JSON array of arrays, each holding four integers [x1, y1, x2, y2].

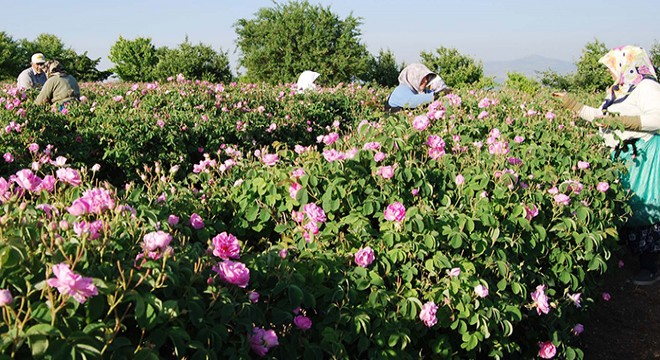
[[483, 55, 575, 82]]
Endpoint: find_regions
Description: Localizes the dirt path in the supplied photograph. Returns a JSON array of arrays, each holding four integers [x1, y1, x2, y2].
[[581, 251, 660, 360]]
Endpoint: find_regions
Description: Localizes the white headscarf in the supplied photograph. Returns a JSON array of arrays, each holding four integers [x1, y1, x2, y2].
[[398, 63, 436, 93], [296, 71, 320, 93]]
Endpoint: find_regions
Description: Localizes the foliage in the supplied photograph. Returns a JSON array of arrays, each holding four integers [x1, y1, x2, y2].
[[9, 33, 111, 82], [363, 49, 404, 87], [573, 39, 611, 93], [649, 41, 660, 75], [234, 0, 371, 85], [153, 37, 233, 83], [109, 36, 159, 82], [538, 68, 574, 91], [420, 47, 486, 89], [504, 72, 541, 94], [0, 32, 22, 81], [0, 79, 632, 359]]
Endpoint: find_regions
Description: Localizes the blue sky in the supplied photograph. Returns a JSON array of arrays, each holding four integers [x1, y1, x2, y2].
[[3, 0, 659, 72]]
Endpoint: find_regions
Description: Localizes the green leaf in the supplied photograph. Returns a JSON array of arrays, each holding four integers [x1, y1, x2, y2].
[[288, 284, 304, 308]]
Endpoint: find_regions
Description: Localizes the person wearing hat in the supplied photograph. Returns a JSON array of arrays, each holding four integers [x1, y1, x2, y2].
[[385, 63, 450, 113], [17, 53, 48, 90], [35, 60, 80, 107]]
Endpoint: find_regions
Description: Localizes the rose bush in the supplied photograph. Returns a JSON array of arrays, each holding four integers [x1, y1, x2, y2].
[[0, 80, 631, 359]]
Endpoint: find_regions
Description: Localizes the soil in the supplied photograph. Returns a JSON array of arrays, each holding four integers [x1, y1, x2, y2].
[[580, 250, 660, 360]]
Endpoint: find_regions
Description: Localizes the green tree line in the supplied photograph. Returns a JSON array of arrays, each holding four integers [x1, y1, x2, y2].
[[1, 0, 659, 90]]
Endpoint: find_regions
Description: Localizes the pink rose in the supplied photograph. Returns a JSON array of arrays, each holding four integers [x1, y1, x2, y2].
[[474, 284, 489, 298], [419, 301, 438, 327], [538, 341, 556, 359], [67, 198, 91, 216], [289, 182, 302, 199], [190, 213, 205, 229], [0, 289, 13, 306], [455, 174, 465, 186], [384, 202, 406, 222], [248, 291, 260, 303], [294, 315, 312, 330], [303, 203, 326, 224], [577, 161, 590, 169], [56, 168, 82, 187], [602, 292, 611, 301], [597, 182, 609, 192], [168, 214, 180, 226], [354, 246, 375, 268], [448, 268, 461, 277], [279, 248, 288, 259], [250, 327, 279, 357], [531, 285, 550, 315], [262, 153, 279, 166], [46, 263, 98, 304], [412, 115, 430, 131], [213, 260, 250, 288], [211, 232, 241, 260], [554, 194, 570, 206]]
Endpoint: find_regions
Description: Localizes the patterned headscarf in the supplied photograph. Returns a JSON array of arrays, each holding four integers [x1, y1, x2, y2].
[[44, 60, 67, 78], [599, 45, 657, 110], [398, 63, 436, 93]]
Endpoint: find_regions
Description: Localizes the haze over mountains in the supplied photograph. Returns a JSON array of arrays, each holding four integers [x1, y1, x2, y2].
[[483, 54, 576, 82]]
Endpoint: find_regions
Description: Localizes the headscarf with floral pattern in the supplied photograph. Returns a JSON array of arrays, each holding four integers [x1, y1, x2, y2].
[[599, 45, 657, 110]]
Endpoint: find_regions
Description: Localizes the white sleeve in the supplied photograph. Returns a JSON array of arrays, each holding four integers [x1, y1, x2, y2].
[[578, 105, 604, 122], [636, 80, 660, 132], [17, 71, 31, 89]]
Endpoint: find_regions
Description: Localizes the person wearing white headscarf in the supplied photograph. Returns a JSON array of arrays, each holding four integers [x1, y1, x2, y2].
[[296, 70, 320, 93], [35, 60, 80, 107], [385, 63, 449, 112], [556, 45, 660, 285]]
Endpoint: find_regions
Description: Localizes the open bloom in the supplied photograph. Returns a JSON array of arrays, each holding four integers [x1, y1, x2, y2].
[[384, 202, 406, 222], [568, 293, 582, 308], [597, 182, 610, 192], [412, 115, 430, 131], [419, 301, 438, 327], [213, 260, 250, 288], [249, 327, 279, 357], [46, 263, 98, 304], [531, 285, 550, 315], [56, 168, 82, 187], [142, 231, 173, 260], [474, 284, 489, 298], [211, 232, 240, 260], [354, 247, 375, 267], [538, 341, 556, 359]]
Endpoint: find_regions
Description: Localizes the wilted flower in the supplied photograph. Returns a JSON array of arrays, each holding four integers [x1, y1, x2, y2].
[[568, 293, 581, 308]]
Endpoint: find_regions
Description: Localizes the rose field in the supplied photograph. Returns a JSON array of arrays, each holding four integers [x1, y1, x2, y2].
[[0, 78, 634, 359]]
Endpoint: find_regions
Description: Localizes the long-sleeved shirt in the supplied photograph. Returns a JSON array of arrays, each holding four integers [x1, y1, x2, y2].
[[35, 75, 80, 105], [17, 67, 47, 90], [387, 85, 434, 109]]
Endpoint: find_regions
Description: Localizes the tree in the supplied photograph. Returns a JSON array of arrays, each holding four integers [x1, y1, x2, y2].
[[649, 41, 660, 75], [363, 49, 403, 87], [234, 0, 370, 84], [538, 68, 574, 91], [0, 32, 22, 81], [109, 36, 159, 81], [20, 33, 110, 82], [504, 72, 540, 94], [153, 38, 233, 83], [573, 39, 611, 93], [420, 47, 485, 88]]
